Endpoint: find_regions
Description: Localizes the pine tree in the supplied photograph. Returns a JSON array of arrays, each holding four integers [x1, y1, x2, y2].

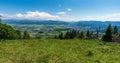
[[113, 26, 118, 34], [70, 30, 74, 39], [86, 30, 90, 39], [89, 31, 94, 39], [102, 24, 113, 42], [78, 31, 85, 39], [0, 18, 1, 24], [54, 35, 57, 39], [23, 31, 30, 39], [64, 31, 69, 39], [58, 32, 64, 39], [96, 29, 99, 38], [16, 30, 22, 39]]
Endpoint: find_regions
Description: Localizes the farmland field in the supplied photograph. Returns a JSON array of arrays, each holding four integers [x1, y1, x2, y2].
[[0, 39, 120, 63]]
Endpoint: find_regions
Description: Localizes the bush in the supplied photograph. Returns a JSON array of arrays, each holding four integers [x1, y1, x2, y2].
[[0, 23, 19, 39]]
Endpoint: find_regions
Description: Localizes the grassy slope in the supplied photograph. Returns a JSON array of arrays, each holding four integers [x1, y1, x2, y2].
[[0, 39, 120, 63]]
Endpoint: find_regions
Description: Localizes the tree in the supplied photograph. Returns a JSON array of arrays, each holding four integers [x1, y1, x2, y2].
[[102, 24, 113, 42], [0, 18, 19, 39], [0, 18, 1, 24], [89, 31, 94, 39], [86, 30, 90, 39], [113, 26, 118, 34], [54, 35, 58, 39], [0, 24, 19, 39], [96, 27, 100, 38], [78, 31, 85, 39], [64, 31, 69, 39], [16, 30, 22, 39], [23, 31, 30, 39], [58, 32, 64, 39]]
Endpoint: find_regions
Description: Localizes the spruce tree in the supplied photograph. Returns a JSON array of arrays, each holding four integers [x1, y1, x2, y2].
[[54, 35, 57, 39], [86, 30, 90, 39], [0, 18, 1, 24], [102, 24, 112, 42], [16, 30, 22, 39], [70, 30, 74, 39], [58, 32, 64, 39], [113, 26, 118, 34], [23, 31, 30, 39], [64, 31, 69, 39], [96, 29, 99, 38], [78, 31, 85, 39], [89, 31, 94, 39]]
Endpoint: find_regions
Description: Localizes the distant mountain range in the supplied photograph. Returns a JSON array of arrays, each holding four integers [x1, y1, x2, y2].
[[2, 19, 69, 25], [3, 19, 120, 26], [2, 19, 120, 32]]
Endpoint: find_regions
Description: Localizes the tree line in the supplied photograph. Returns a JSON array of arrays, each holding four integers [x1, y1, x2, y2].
[[55, 24, 119, 42], [55, 29, 100, 39]]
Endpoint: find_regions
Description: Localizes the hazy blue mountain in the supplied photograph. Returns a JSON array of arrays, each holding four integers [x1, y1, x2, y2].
[[2, 19, 69, 25], [2, 19, 120, 32], [3, 19, 120, 26]]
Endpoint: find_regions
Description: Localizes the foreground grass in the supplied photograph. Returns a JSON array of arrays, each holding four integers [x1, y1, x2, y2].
[[0, 39, 120, 63]]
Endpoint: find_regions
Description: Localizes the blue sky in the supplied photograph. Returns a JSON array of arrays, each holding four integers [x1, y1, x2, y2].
[[0, 0, 120, 21]]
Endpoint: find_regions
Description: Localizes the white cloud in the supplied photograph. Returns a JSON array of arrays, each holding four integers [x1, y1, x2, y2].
[[1, 11, 120, 21], [0, 14, 3, 17], [98, 14, 120, 21], [80, 13, 120, 21], [67, 8, 72, 11], [2, 11, 60, 20], [57, 12, 66, 15], [1, 11, 73, 21], [16, 13, 24, 17]]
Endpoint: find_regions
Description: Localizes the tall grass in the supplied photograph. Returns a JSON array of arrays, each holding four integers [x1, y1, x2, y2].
[[0, 39, 120, 63]]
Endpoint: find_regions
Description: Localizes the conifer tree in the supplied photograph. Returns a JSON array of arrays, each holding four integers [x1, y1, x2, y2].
[[102, 24, 112, 42], [96, 29, 99, 38], [86, 30, 90, 39], [78, 31, 85, 39], [113, 26, 118, 34], [58, 32, 64, 39], [23, 31, 30, 39], [16, 30, 22, 39], [54, 35, 58, 39]]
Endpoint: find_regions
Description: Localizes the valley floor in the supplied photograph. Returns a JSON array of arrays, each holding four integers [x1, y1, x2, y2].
[[0, 39, 120, 63]]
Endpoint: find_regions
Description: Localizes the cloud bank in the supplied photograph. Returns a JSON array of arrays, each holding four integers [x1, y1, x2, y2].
[[1, 11, 120, 21], [1, 11, 75, 21], [1, 11, 60, 20], [81, 14, 120, 21]]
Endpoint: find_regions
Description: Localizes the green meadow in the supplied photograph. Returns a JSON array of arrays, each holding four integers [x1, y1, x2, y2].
[[0, 39, 120, 63]]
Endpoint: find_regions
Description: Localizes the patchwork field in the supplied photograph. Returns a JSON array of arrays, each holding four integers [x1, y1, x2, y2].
[[0, 39, 120, 63]]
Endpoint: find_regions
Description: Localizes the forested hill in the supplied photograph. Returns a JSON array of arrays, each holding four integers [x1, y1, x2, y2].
[[2, 19, 69, 25], [2, 19, 120, 29], [3, 19, 120, 26]]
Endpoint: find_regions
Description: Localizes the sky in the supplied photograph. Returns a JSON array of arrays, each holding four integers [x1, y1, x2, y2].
[[0, 0, 120, 21]]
